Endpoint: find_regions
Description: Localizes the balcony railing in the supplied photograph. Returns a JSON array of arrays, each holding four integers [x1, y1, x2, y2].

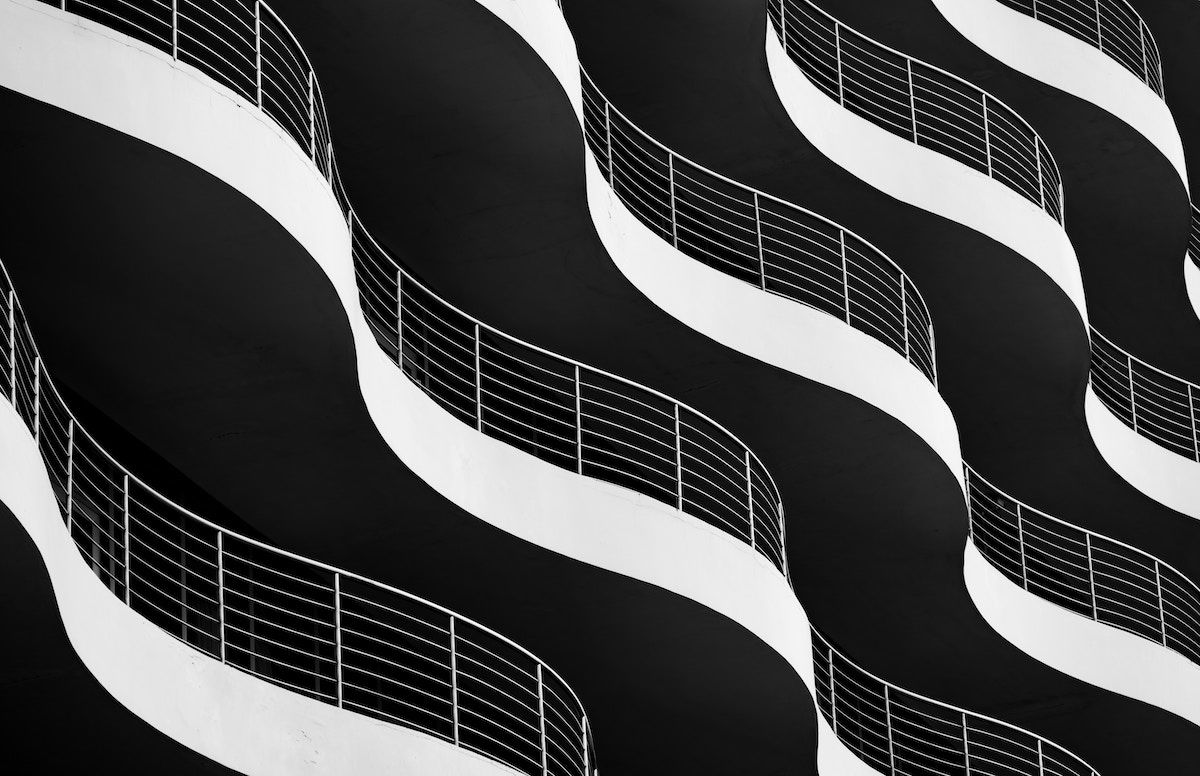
[[35, 0, 792, 579], [768, 0, 1065, 224], [812, 627, 1097, 776], [0, 263, 596, 776], [578, 71, 939, 387], [966, 466, 1200, 665], [993, 0, 1164, 97], [1090, 327, 1200, 463], [1189, 203, 1200, 271]]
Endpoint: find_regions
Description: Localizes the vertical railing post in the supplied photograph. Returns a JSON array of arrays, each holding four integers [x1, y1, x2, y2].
[[673, 404, 684, 511], [900, 275, 910, 364], [961, 713, 970, 772], [537, 664, 549, 776], [1037, 739, 1045, 776], [982, 94, 992, 177], [474, 323, 483, 432], [839, 232, 850, 324], [7, 290, 15, 402], [1035, 140, 1045, 212], [827, 647, 837, 734], [604, 103, 614, 181], [1031, 0, 1038, 20], [779, 511, 788, 577], [884, 686, 896, 774], [1094, 1, 1103, 52], [754, 192, 766, 290], [66, 419, 75, 534], [1016, 506, 1029, 590], [308, 70, 316, 159], [780, 0, 787, 44], [574, 365, 584, 474], [929, 323, 938, 387], [450, 616, 460, 745], [171, 0, 178, 59], [1188, 384, 1199, 462], [254, 2, 263, 108], [1085, 533, 1098, 621], [581, 715, 590, 776], [1155, 561, 1168, 647], [1140, 22, 1150, 84], [906, 60, 918, 143], [396, 270, 404, 367], [1127, 353, 1138, 432], [122, 474, 131, 604], [217, 532, 226, 663], [668, 155, 679, 248], [834, 23, 845, 106], [32, 357, 40, 445], [333, 572, 344, 707], [745, 450, 755, 550]]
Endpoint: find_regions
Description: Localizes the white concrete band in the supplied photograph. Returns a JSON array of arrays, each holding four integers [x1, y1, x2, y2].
[[1086, 386, 1200, 520], [965, 541, 1200, 728], [0, 394, 521, 776], [0, 2, 880, 773], [929, 0, 1187, 190], [764, 28, 1089, 324]]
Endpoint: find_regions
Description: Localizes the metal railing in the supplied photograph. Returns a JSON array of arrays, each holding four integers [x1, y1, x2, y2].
[[812, 627, 1097, 776], [768, 0, 1065, 224], [1089, 327, 1200, 463], [0, 264, 596, 776], [578, 70, 939, 387], [37, 0, 791, 579], [966, 465, 1200, 667], [993, 0, 1164, 97], [1189, 203, 1200, 271]]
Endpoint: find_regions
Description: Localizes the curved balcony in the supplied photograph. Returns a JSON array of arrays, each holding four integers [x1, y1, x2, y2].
[[579, 70, 938, 387], [812, 628, 1096, 776], [0, 260, 596, 776], [26, 0, 789, 579], [990, 0, 1163, 96], [768, 0, 1064, 224]]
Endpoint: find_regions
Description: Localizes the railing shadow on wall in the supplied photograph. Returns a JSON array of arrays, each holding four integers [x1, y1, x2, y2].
[[0, 262, 597, 776]]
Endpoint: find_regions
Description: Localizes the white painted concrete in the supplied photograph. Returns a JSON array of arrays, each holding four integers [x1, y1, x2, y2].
[[0, 400, 521, 776], [765, 28, 1090, 324], [965, 541, 1200, 728], [586, 158, 965, 489], [930, 0, 1187, 190], [1, 3, 885, 773], [1086, 386, 1200, 520], [1186, 258, 1200, 324]]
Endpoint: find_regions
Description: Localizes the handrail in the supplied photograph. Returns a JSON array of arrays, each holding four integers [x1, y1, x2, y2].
[[812, 627, 1098, 776], [965, 465, 1200, 666], [1089, 326, 1200, 463], [0, 263, 596, 776], [768, 0, 1066, 224], [38, 0, 792, 580], [578, 69, 940, 387], [991, 0, 1164, 97]]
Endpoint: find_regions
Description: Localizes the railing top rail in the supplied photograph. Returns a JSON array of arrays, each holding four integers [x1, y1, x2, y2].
[[1090, 325, 1200, 390], [784, 0, 1056, 157], [576, 67, 935, 351], [0, 263, 588, 713], [815, 627, 1097, 772], [964, 463, 1196, 596], [342, 180, 783, 506]]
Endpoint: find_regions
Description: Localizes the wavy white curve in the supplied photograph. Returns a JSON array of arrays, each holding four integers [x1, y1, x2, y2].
[[965, 542, 1200, 728], [764, 25, 1089, 323], [930, 0, 1187, 191], [0, 380, 521, 776], [0, 1, 878, 772]]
